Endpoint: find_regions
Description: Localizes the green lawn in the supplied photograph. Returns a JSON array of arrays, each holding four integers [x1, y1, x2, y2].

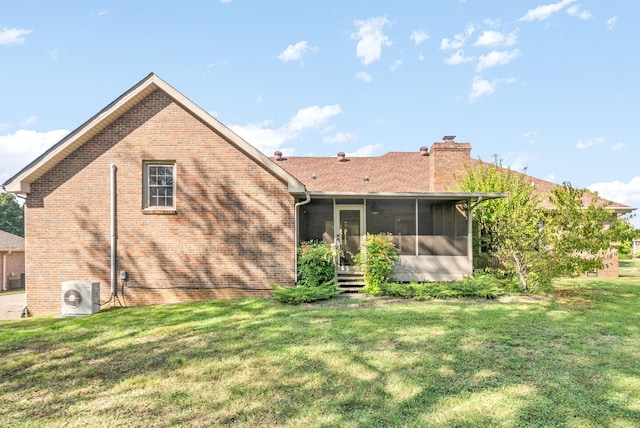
[[1, 262, 640, 427]]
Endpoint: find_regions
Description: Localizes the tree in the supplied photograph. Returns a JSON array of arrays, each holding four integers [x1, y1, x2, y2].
[[459, 160, 634, 293], [0, 192, 24, 237]]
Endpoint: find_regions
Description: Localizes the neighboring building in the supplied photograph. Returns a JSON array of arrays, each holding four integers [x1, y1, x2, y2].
[[0, 230, 25, 291], [3, 74, 633, 316], [633, 239, 640, 256]]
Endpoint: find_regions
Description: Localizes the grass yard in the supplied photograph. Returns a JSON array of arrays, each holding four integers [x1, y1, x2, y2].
[[1, 261, 640, 427]]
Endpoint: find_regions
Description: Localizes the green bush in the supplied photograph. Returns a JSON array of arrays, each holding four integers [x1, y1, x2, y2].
[[272, 281, 341, 304], [354, 233, 399, 295], [298, 241, 338, 287], [380, 272, 506, 300]]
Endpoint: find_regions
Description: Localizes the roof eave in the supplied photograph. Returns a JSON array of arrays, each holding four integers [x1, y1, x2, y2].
[[303, 191, 508, 200]]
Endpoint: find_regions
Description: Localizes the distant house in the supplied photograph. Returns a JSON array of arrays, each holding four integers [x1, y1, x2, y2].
[[2, 74, 634, 316], [0, 230, 25, 291]]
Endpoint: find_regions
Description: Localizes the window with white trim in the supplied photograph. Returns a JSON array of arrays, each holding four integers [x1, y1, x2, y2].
[[143, 162, 176, 209]]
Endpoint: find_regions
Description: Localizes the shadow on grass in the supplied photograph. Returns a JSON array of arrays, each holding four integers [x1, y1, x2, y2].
[[1, 283, 639, 426]]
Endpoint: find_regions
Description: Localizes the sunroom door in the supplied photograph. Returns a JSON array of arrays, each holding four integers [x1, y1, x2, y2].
[[335, 206, 364, 270]]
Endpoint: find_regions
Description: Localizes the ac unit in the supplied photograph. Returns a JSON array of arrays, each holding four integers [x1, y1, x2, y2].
[[61, 281, 100, 316]]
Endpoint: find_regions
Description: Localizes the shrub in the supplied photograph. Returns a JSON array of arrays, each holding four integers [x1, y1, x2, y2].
[[354, 233, 399, 295], [379, 272, 506, 300], [298, 241, 338, 287], [272, 281, 341, 304]]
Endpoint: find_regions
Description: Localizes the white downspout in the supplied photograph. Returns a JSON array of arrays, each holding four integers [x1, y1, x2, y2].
[[110, 163, 117, 296], [294, 192, 311, 282]]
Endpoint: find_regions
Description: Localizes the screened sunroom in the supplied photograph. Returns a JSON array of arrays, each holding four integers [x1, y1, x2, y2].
[[296, 194, 490, 282]]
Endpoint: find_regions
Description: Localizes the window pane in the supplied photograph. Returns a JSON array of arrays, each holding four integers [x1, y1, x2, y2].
[[145, 163, 175, 209]]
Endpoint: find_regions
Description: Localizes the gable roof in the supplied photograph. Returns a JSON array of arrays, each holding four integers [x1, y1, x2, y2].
[[0, 230, 24, 252], [3, 73, 305, 194]]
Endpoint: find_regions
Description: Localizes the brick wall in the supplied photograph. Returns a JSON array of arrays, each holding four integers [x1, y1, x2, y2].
[[428, 141, 472, 191], [25, 90, 296, 316], [1, 251, 25, 290], [594, 250, 619, 278]]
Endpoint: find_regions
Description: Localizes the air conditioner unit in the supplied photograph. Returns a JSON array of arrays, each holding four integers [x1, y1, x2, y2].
[[61, 281, 100, 316]]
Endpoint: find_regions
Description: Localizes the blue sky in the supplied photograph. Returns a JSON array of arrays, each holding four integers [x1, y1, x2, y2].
[[1, 1, 638, 225]]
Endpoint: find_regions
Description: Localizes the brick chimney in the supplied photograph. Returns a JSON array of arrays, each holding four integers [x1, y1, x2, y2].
[[428, 138, 472, 191]]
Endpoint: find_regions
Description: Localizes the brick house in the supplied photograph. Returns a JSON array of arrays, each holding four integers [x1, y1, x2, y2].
[[0, 230, 25, 291], [3, 74, 633, 316]]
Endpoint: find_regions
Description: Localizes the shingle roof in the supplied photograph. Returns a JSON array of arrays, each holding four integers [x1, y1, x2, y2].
[[0, 230, 25, 252], [275, 150, 634, 213], [275, 151, 434, 193]]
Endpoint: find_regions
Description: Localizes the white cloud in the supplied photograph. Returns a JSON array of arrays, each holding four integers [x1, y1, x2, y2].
[[20, 116, 38, 127], [483, 18, 501, 27], [0, 28, 32, 45], [440, 24, 475, 50], [93, 8, 110, 16], [390, 59, 402, 72], [476, 49, 520, 71], [47, 48, 60, 61], [0, 129, 69, 182], [473, 30, 518, 47], [444, 50, 474, 65], [277, 41, 316, 63], [410, 30, 430, 46], [287, 105, 342, 132], [607, 16, 618, 31], [355, 71, 373, 82], [351, 16, 392, 65], [576, 137, 605, 149], [229, 105, 342, 155], [418, 53, 426, 62], [469, 77, 495, 102], [468, 76, 515, 103], [206, 59, 230, 71], [566, 5, 591, 20], [519, 0, 577, 22], [505, 152, 535, 172], [347, 144, 384, 157], [612, 142, 625, 151], [523, 131, 539, 144], [589, 176, 640, 215], [323, 132, 356, 144]]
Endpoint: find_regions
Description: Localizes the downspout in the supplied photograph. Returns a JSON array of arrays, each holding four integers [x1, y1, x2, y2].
[[110, 163, 117, 297], [294, 192, 311, 283]]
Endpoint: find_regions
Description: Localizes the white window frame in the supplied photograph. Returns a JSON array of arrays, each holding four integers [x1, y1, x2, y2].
[[143, 161, 176, 210]]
